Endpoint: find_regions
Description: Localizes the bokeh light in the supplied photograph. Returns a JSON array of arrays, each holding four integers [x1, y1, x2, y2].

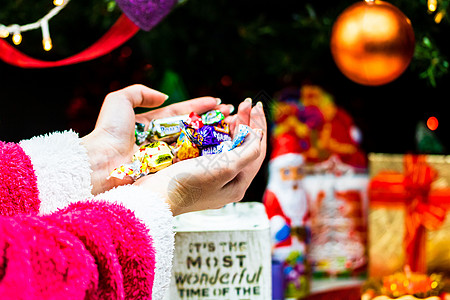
[[427, 116, 439, 131]]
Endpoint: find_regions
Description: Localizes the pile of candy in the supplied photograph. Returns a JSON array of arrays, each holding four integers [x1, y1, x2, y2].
[[109, 110, 250, 180]]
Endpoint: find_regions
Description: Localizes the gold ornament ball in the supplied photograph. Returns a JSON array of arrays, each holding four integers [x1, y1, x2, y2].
[[330, 0, 415, 86]]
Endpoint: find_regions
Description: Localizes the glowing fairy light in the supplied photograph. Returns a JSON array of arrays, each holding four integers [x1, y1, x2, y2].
[[428, 0, 437, 12], [0, 0, 70, 50]]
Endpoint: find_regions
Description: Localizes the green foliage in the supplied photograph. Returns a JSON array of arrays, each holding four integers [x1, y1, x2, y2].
[[413, 36, 449, 87], [404, 0, 450, 87]]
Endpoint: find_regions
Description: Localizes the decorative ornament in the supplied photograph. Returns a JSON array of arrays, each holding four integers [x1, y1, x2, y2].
[[115, 0, 177, 31], [330, 0, 415, 86], [361, 266, 446, 300]]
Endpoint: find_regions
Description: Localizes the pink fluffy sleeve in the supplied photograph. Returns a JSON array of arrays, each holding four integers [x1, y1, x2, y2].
[[0, 200, 157, 299], [0, 141, 40, 216]]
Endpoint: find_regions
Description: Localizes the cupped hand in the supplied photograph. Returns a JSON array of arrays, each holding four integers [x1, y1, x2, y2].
[[81, 84, 231, 195], [134, 99, 267, 216]]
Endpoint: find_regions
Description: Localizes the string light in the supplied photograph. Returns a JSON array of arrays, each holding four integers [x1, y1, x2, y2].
[[0, 0, 70, 50], [0, 25, 9, 38], [41, 20, 52, 51], [434, 11, 445, 23], [428, 0, 437, 12], [12, 25, 22, 45], [53, 0, 65, 6]]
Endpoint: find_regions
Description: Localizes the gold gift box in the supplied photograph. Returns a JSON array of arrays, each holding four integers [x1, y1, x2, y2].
[[368, 153, 450, 277]]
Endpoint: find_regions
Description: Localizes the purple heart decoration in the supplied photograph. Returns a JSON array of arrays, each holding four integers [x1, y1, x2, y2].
[[115, 0, 177, 31]]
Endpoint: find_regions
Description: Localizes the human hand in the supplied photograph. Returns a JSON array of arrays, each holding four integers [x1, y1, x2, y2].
[[81, 84, 232, 195], [134, 98, 267, 216]]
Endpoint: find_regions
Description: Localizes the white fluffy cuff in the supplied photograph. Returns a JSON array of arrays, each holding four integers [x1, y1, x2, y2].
[[95, 185, 175, 300], [20, 130, 93, 215]]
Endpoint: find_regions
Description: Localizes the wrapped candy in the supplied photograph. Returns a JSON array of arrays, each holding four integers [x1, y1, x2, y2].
[[214, 120, 230, 134], [149, 114, 188, 139], [136, 110, 226, 145], [109, 141, 174, 180], [107, 161, 142, 180], [201, 145, 222, 155], [201, 124, 250, 156], [133, 114, 189, 144], [173, 129, 200, 161], [201, 110, 224, 125], [211, 126, 231, 143], [113, 111, 251, 181], [135, 122, 148, 145], [196, 125, 220, 147], [186, 112, 203, 129], [231, 124, 250, 149]]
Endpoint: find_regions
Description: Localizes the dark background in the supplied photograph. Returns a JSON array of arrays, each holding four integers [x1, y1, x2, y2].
[[1, 0, 449, 202]]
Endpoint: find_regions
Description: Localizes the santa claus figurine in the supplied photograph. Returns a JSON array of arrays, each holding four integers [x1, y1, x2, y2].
[[264, 133, 310, 298]]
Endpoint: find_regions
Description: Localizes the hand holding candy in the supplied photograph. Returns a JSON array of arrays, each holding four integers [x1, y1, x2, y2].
[[134, 99, 267, 216], [110, 110, 250, 180], [81, 84, 231, 195]]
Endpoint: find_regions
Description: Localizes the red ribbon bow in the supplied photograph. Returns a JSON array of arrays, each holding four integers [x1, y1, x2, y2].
[[402, 155, 446, 272]]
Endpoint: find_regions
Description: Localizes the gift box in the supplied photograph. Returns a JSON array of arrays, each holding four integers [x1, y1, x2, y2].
[[368, 153, 450, 277]]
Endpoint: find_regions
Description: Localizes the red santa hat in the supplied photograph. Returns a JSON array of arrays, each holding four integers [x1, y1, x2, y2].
[[270, 133, 304, 160], [269, 133, 305, 172]]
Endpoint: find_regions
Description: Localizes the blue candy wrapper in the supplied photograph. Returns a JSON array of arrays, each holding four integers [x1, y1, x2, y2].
[[231, 124, 250, 149], [212, 128, 231, 143], [201, 145, 222, 155], [197, 125, 220, 146], [201, 125, 250, 156]]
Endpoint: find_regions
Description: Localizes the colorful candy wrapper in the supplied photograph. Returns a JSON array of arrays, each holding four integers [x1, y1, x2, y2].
[[214, 120, 230, 134], [201, 141, 233, 156], [211, 127, 231, 143], [219, 141, 234, 152], [126, 112, 250, 177], [200, 125, 250, 156], [174, 129, 200, 161], [197, 125, 231, 155], [109, 141, 174, 180], [180, 122, 202, 147], [133, 141, 174, 172], [147, 114, 188, 143], [196, 125, 220, 147], [181, 119, 231, 148], [201, 145, 222, 155], [135, 122, 149, 145], [201, 110, 224, 125], [231, 124, 250, 149], [108, 160, 142, 180], [186, 112, 203, 129]]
